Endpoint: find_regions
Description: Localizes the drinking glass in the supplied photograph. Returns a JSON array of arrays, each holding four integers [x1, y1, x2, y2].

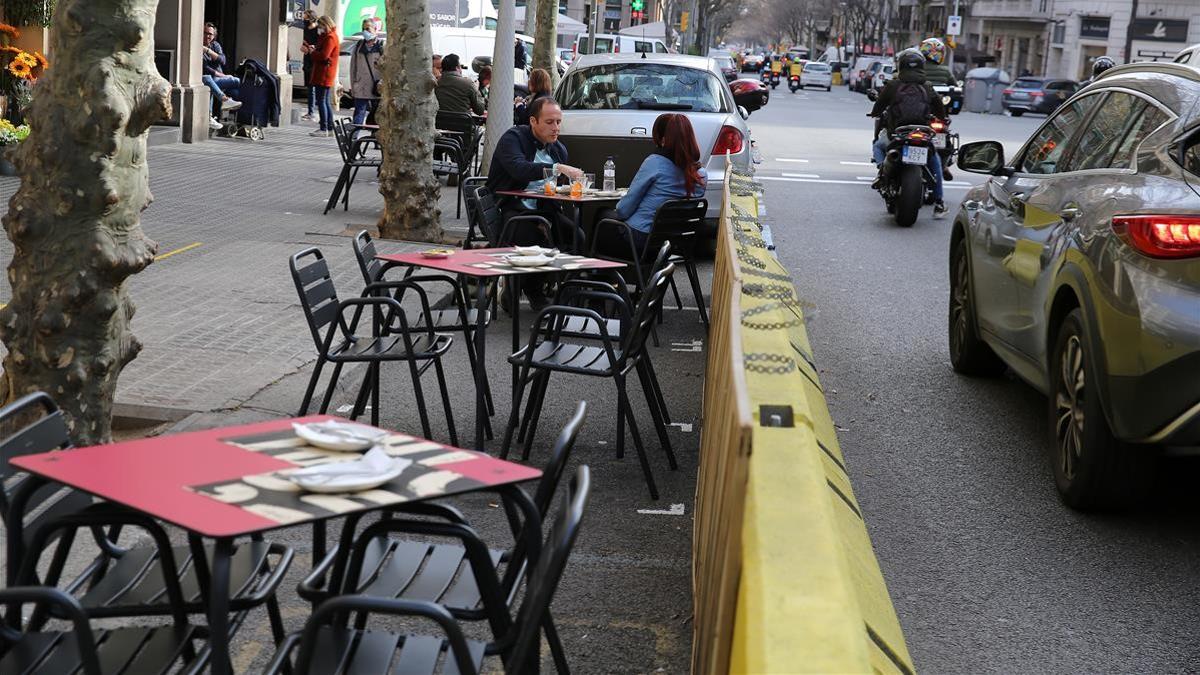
[[583, 173, 595, 191]]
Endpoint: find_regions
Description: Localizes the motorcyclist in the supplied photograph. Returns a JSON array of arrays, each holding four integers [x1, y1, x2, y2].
[[869, 48, 948, 216], [1080, 55, 1116, 87], [919, 37, 955, 179]]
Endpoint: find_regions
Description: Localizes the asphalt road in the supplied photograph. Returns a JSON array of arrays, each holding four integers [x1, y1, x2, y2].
[[750, 84, 1200, 673]]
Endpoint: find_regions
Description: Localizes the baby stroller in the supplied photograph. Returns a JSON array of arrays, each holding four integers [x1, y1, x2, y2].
[[213, 59, 280, 140]]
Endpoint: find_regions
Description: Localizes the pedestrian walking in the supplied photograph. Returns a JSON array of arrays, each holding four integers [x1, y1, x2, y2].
[[309, 16, 339, 137], [297, 10, 320, 121], [349, 21, 383, 128], [514, 38, 527, 70]]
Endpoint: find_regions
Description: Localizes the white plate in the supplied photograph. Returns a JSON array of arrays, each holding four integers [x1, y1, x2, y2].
[[593, 190, 623, 198], [513, 246, 558, 257], [292, 421, 389, 452], [505, 254, 556, 267], [288, 457, 410, 493]]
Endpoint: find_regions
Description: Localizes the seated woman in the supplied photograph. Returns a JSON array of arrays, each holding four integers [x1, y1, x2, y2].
[[597, 113, 707, 255], [513, 68, 553, 125]]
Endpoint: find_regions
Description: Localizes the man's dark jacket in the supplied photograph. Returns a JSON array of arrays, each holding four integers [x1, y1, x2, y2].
[[486, 125, 568, 209], [435, 72, 485, 115], [869, 67, 946, 134]]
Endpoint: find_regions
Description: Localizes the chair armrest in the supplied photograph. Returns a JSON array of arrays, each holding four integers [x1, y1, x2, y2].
[[523, 305, 620, 364], [0, 587, 101, 674], [296, 596, 478, 675], [261, 633, 304, 675], [360, 281, 436, 339], [296, 546, 340, 604], [231, 542, 294, 607], [385, 501, 471, 526]]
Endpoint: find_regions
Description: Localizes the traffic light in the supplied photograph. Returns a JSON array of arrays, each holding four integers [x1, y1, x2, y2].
[[631, 0, 643, 10], [680, 10, 689, 32]]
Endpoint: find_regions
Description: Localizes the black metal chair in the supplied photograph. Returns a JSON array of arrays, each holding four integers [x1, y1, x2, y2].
[[290, 247, 457, 445], [325, 117, 383, 214], [352, 230, 494, 436], [502, 263, 677, 499], [266, 465, 592, 675], [297, 402, 587, 671], [461, 176, 489, 248], [593, 198, 710, 328], [0, 586, 206, 674], [0, 392, 293, 640], [436, 111, 481, 218]]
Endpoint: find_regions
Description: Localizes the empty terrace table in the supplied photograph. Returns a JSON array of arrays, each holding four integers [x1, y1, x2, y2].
[[9, 415, 541, 675], [377, 247, 625, 451]]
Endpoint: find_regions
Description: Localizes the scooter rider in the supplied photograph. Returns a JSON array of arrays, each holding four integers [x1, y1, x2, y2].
[[1080, 55, 1116, 87], [919, 37, 956, 179], [869, 48, 948, 215]]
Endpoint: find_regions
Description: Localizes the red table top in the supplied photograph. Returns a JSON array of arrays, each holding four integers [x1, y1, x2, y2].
[[378, 247, 625, 278], [495, 189, 625, 204], [10, 416, 541, 538]]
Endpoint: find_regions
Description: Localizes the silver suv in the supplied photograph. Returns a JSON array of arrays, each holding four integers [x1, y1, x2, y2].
[[950, 62, 1200, 509]]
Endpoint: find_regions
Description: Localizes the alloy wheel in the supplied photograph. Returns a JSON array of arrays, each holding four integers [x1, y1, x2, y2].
[[950, 253, 970, 357], [1055, 335, 1086, 480]]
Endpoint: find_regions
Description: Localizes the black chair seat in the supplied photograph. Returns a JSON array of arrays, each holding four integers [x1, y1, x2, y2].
[[411, 308, 490, 332], [76, 540, 280, 618], [508, 341, 619, 375], [352, 538, 505, 616], [302, 626, 487, 675], [331, 333, 453, 361], [0, 624, 200, 675]]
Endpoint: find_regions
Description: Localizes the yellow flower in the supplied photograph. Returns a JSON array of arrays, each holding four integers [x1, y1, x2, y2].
[[7, 59, 32, 79], [16, 52, 35, 68]]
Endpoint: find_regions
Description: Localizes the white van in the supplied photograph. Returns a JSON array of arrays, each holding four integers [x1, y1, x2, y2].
[[432, 27, 533, 85], [573, 32, 669, 56]]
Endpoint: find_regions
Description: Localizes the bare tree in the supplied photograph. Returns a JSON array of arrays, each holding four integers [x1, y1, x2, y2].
[[376, 0, 443, 242], [531, 0, 559, 85], [0, 0, 172, 444]]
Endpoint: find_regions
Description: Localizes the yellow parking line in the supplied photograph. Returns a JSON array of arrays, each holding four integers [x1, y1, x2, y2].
[[154, 242, 203, 261]]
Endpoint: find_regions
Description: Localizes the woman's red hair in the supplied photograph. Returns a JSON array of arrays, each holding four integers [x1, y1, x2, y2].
[[653, 113, 702, 197]]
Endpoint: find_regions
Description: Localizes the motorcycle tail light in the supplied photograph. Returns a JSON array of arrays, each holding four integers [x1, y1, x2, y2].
[[930, 120, 945, 131], [1113, 215, 1200, 259], [712, 125, 744, 155], [907, 131, 928, 141]]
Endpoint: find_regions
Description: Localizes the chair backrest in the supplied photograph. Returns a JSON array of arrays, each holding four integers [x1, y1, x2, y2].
[[351, 230, 383, 287], [435, 111, 478, 150], [647, 198, 708, 251], [475, 187, 504, 246], [531, 402, 587, 518], [624, 262, 676, 358], [0, 392, 91, 582], [506, 465, 590, 672], [462, 178, 489, 246], [331, 118, 354, 163], [289, 247, 341, 351]]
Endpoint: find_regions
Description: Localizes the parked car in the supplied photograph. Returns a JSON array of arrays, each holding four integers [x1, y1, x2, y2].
[[799, 61, 832, 90], [709, 52, 738, 82], [742, 52, 764, 71], [869, 62, 894, 94], [556, 53, 753, 226], [1001, 77, 1080, 116], [558, 48, 575, 67], [730, 77, 769, 112], [949, 62, 1200, 509], [1174, 43, 1200, 66], [849, 56, 887, 92]]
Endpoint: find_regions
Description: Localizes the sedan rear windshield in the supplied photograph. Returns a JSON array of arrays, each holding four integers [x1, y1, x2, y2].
[[805, 63, 830, 72], [558, 63, 729, 112], [1012, 78, 1045, 89]]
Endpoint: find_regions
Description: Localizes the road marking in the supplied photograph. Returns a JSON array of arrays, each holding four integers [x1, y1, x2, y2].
[[775, 158, 809, 163], [637, 503, 686, 516], [782, 172, 820, 178], [855, 176, 875, 181], [671, 339, 703, 352], [841, 161, 875, 166], [668, 422, 694, 433], [760, 176, 971, 189], [154, 242, 203, 261]]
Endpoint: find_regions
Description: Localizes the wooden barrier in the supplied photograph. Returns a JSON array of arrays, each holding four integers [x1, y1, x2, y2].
[[692, 165, 915, 674]]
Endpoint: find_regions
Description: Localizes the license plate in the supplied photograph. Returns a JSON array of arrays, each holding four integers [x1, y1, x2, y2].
[[933, 133, 947, 149], [902, 145, 928, 165], [1011, 92, 1029, 99]]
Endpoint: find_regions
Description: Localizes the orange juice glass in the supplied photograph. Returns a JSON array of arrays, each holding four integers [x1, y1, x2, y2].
[[543, 181, 555, 195], [570, 180, 583, 198]]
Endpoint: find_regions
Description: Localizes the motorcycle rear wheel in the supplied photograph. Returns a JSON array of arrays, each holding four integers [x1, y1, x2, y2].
[[894, 164, 922, 227]]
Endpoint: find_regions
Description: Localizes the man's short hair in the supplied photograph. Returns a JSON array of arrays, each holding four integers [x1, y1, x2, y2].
[[441, 54, 460, 71], [528, 97, 558, 121], [204, 22, 217, 30]]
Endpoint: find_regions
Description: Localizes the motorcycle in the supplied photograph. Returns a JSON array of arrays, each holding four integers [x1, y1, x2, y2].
[[770, 70, 781, 89], [875, 116, 955, 227], [929, 116, 959, 177], [932, 84, 964, 114], [760, 68, 772, 86], [788, 73, 801, 92]]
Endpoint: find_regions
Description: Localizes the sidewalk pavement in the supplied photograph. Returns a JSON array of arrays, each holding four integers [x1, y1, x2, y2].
[[0, 119, 713, 672]]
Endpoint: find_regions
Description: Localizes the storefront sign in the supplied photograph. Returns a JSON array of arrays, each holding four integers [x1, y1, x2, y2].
[[1129, 18, 1189, 42], [1079, 16, 1109, 39]]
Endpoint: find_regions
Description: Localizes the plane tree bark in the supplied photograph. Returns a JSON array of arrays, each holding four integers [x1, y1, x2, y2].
[[0, 0, 171, 445], [377, 0, 444, 242], [531, 0, 560, 86]]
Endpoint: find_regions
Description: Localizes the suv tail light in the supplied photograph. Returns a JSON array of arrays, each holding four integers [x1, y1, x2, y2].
[[1113, 215, 1200, 259], [1030, 90, 1045, 98], [712, 125, 744, 155], [1002, 88, 1014, 95]]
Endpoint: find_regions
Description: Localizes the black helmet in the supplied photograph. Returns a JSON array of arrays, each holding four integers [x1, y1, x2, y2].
[[896, 48, 924, 73], [1092, 55, 1116, 79]]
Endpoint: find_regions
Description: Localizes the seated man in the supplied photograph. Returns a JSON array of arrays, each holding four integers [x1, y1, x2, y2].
[[485, 97, 584, 308], [434, 53, 485, 116], [201, 23, 241, 129]]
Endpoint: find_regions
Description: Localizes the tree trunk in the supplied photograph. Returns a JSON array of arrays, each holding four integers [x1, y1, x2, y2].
[[480, 0, 516, 173], [0, 0, 171, 445], [531, 0, 559, 86], [377, 0, 443, 242]]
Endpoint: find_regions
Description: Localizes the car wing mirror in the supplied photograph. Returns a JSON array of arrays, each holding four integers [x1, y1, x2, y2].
[[958, 140, 1011, 176]]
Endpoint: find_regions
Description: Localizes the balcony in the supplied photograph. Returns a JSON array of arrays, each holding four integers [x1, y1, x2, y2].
[[968, 0, 1050, 20]]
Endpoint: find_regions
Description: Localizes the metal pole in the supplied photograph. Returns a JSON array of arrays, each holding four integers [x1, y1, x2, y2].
[[1123, 0, 1139, 63]]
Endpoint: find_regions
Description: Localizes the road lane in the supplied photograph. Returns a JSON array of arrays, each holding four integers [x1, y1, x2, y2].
[[748, 85, 1200, 672]]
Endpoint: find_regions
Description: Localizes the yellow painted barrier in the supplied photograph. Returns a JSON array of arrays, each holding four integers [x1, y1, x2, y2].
[[692, 165, 914, 674]]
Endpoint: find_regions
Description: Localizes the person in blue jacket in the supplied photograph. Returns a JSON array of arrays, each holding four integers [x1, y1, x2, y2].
[[598, 113, 708, 255]]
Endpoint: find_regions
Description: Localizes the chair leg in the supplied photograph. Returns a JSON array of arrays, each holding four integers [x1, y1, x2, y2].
[[643, 353, 671, 424], [617, 376, 659, 500], [324, 165, 350, 214], [615, 378, 626, 460], [298, 357, 327, 415], [685, 260, 709, 327], [521, 372, 552, 462], [266, 594, 287, 645], [370, 362, 381, 427], [637, 360, 677, 470], [433, 357, 458, 447], [517, 370, 546, 444], [406, 358, 433, 439], [318, 363, 345, 414], [461, 326, 494, 439], [543, 612, 571, 675], [500, 365, 534, 460], [349, 364, 372, 420], [669, 276, 684, 310], [456, 172, 464, 218], [344, 166, 361, 211]]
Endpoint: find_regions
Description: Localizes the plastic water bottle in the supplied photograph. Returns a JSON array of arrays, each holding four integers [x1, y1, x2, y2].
[[603, 156, 616, 192]]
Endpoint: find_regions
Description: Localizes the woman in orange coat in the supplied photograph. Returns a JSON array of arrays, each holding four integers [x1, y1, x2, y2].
[[309, 16, 340, 137]]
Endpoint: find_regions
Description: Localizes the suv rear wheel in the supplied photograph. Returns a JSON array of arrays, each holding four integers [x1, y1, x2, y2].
[[1049, 309, 1154, 509]]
